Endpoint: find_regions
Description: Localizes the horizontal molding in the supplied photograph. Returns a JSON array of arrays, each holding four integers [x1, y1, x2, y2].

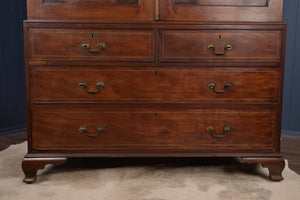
[[0, 124, 27, 136], [282, 130, 300, 138]]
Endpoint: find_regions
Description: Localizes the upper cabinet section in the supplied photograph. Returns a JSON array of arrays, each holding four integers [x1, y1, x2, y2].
[[160, 0, 283, 22], [27, 0, 283, 22], [27, 0, 155, 21]]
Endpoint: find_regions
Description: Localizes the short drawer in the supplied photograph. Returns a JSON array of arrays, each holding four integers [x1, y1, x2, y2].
[[29, 28, 154, 62], [31, 67, 281, 104], [31, 108, 279, 150], [160, 30, 282, 63]]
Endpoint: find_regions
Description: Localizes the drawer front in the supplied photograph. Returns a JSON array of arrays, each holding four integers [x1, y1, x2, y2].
[[160, 30, 282, 63], [29, 29, 154, 61], [31, 108, 279, 150], [27, 0, 155, 21], [160, 0, 283, 22], [31, 67, 280, 104]]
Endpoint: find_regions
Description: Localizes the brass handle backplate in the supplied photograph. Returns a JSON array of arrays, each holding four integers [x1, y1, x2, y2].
[[78, 126, 104, 137], [81, 42, 106, 53], [207, 44, 233, 55], [225, 44, 233, 51], [96, 126, 105, 133], [97, 42, 106, 49], [81, 42, 90, 49], [78, 81, 105, 94], [207, 126, 231, 138], [207, 82, 233, 93], [78, 126, 87, 134]]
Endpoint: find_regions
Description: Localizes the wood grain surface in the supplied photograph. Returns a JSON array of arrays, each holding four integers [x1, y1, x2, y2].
[[160, 0, 283, 22], [30, 67, 281, 104], [27, 0, 155, 21], [160, 30, 282, 63], [29, 28, 154, 61], [30, 108, 279, 150]]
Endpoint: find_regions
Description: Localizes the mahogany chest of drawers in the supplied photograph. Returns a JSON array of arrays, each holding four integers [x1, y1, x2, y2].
[[22, 0, 286, 183]]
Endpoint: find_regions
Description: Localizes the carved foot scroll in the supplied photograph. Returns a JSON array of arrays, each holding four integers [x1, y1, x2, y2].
[[22, 157, 67, 184], [241, 157, 285, 181]]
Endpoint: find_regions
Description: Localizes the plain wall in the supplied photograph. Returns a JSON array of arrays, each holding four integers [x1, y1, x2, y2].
[[0, 0, 27, 135]]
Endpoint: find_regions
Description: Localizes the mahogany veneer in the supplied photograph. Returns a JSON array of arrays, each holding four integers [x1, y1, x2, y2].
[[27, 0, 155, 21], [30, 67, 280, 104], [31, 108, 279, 150], [160, 0, 283, 22], [29, 28, 155, 61], [160, 30, 282, 63], [22, 0, 286, 183]]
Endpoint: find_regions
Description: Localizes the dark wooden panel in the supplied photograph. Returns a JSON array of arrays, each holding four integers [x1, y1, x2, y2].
[[160, 0, 283, 22], [174, 0, 268, 6], [30, 67, 280, 104], [160, 30, 282, 62], [43, 0, 140, 5], [31, 108, 279, 150], [27, 0, 154, 20], [29, 28, 154, 62]]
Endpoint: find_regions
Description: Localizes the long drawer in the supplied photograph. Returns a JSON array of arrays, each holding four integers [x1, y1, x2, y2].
[[31, 108, 279, 150], [30, 67, 281, 104], [28, 28, 154, 61], [160, 30, 283, 63]]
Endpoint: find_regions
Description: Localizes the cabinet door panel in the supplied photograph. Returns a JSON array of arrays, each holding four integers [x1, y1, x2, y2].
[[43, 0, 140, 5], [27, 0, 155, 21], [173, 0, 268, 6], [160, 0, 283, 22]]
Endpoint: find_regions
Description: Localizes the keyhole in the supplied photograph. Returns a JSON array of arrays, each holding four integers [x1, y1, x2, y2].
[[154, 113, 158, 118], [155, 71, 159, 77], [91, 33, 95, 39], [218, 35, 222, 39]]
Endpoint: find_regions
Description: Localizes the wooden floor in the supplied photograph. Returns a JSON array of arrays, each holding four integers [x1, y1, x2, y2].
[[0, 131, 27, 151], [1, 131, 300, 175]]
